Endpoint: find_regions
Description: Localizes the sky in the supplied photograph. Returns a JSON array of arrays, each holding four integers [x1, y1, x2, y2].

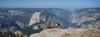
[[0, 0, 100, 9]]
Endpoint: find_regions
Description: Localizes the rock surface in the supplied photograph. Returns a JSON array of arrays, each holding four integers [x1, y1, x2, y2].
[[28, 12, 41, 26], [30, 28, 100, 37]]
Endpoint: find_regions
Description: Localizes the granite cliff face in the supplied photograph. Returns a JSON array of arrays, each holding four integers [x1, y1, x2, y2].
[[71, 8, 100, 29]]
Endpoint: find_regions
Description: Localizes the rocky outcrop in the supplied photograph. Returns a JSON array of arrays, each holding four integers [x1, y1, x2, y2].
[[30, 28, 100, 37]]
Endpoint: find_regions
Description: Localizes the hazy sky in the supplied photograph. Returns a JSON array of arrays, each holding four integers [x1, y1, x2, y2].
[[0, 0, 100, 9]]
